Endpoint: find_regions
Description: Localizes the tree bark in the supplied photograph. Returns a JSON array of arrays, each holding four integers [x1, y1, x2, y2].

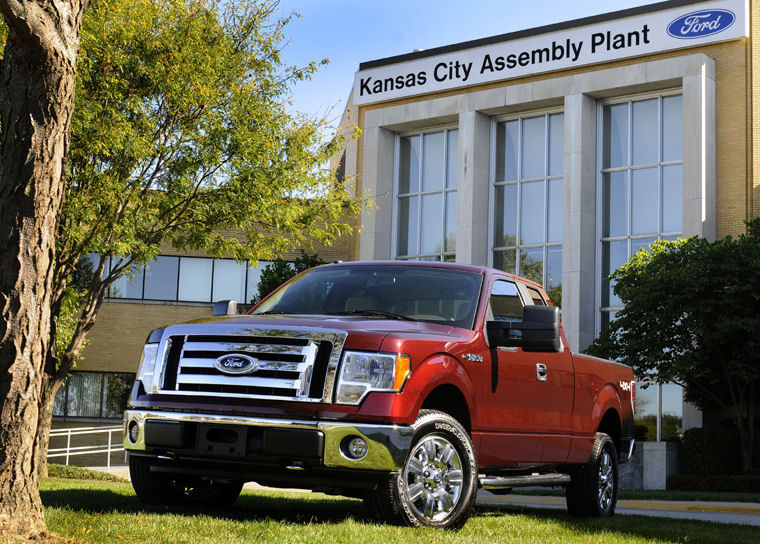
[[0, 0, 88, 538]]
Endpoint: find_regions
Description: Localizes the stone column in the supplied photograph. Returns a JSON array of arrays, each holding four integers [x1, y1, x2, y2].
[[456, 111, 491, 266], [359, 126, 396, 260], [562, 93, 598, 352]]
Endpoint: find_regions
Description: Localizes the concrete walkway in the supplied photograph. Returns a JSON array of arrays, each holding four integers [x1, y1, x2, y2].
[[86, 465, 760, 526], [477, 491, 760, 527]]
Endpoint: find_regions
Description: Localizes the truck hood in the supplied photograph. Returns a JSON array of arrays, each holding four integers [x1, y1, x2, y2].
[[174, 313, 466, 351]]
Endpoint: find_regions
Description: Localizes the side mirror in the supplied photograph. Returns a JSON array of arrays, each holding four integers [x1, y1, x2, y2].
[[213, 300, 238, 316], [486, 305, 561, 352]]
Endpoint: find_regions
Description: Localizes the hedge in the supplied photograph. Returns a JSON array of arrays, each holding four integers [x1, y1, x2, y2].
[[668, 473, 760, 493]]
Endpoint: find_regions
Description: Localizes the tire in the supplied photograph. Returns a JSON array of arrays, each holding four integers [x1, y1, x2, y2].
[[565, 433, 618, 517], [129, 454, 243, 508], [366, 410, 478, 529]]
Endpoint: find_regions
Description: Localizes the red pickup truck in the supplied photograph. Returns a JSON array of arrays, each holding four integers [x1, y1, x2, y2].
[[123, 261, 634, 528]]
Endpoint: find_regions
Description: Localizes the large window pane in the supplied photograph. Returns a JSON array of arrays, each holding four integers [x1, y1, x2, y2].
[[602, 240, 627, 308], [632, 98, 658, 165], [445, 192, 457, 253], [661, 383, 684, 441], [548, 113, 564, 176], [520, 247, 544, 284], [662, 164, 683, 233], [110, 263, 144, 299], [634, 383, 658, 442], [662, 95, 683, 162], [246, 260, 273, 303], [603, 103, 628, 169], [493, 113, 563, 293], [213, 259, 246, 303], [521, 116, 545, 179], [396, 128, 456, 261], [422, 132, 444, 192], [396, 196, 418, 256], [547, 178, 563, 243], [446, 130, 458, 189], [493, 249, 516, 274], [520, 181, 544, 244], [420, 193, 443, 254], [66, 373, 102, 418], [546, 246, 562, 306], [143, 256, 178, 300], [495, 120, 518, 181], [602, 172, 628, 238], [631, 236, 657, 256], [399, 135, 420, 194], [178, 257, 212, 302], [102, 373, 134, 418], [494, 184, 517, 245], [631, 168, 658, 234]]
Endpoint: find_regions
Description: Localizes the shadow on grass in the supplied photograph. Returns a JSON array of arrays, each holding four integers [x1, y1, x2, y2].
[[474, 502, 760, 544], [41, 486, 370, 525]]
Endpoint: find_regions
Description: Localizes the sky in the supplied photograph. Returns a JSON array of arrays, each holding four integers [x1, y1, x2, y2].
[[276, 0, 654, 125]]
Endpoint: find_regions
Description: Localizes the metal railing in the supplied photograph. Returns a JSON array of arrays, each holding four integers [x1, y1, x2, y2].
[[47, 426, 124, 472]]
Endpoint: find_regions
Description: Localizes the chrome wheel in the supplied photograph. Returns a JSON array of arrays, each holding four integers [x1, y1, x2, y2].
[[597, 449, 615, 512], [403, 434, 464, 522]]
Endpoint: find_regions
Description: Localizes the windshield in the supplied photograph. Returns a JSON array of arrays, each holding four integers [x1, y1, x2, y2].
[[253, 265, 483, 329]]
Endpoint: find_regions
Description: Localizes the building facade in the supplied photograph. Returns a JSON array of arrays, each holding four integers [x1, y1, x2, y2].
[[335, 0, 757, 484]]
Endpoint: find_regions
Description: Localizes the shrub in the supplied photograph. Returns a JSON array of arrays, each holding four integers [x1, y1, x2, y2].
[[681, 427, 741, 475], [668, 473, 760, 493]]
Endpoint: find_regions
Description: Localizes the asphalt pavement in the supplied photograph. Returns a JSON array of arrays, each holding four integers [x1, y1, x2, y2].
[[87, 465, 760, 526]]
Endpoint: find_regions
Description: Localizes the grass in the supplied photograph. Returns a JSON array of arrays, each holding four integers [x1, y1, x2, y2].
[[511, 487, 760, 504], [38, 478, 760, 544], [47, 464, 128, 483]]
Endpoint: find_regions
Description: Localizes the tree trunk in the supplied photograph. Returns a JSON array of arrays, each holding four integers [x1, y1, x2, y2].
[[0, 1, 88, 538], [35, 371, 65, 480]]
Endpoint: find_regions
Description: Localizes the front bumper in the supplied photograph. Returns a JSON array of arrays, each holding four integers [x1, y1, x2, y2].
[[123, 409, 413, 472]]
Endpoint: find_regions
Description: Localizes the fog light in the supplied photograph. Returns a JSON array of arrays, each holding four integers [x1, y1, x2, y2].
[[343, 436, 368, 460], [128, 420, 140, 444]]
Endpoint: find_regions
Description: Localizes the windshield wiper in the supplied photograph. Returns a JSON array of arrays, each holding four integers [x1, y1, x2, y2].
[[253, 310, 297, 315], [329, 310, 415, 321]]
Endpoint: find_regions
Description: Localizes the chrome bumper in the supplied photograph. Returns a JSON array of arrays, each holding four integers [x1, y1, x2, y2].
[[123, 409, 413, 472]]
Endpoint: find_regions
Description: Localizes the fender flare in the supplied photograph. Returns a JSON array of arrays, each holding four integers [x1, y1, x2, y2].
[[403, 353, 478, 426], [592, 383, 623, 433]]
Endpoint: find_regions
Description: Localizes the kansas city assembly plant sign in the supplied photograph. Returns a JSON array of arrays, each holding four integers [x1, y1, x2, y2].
[[354, 0, 747, 105]]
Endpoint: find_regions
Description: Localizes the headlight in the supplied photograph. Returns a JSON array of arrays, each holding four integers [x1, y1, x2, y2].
[[136, 343, 159, 393], [335, 351, 410, 405]]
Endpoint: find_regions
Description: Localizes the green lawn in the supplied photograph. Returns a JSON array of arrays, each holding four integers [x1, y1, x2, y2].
[[40, 478, 760, 544]]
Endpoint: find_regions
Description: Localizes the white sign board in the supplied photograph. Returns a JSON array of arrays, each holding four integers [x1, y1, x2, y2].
[[354, 0, 748, 105]]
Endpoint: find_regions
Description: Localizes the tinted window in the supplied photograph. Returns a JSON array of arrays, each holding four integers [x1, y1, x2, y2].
[[489, 280, 523, 321], [254, 265, 483, 329]]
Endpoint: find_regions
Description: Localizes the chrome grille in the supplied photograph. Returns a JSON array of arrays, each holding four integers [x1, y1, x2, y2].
[[154, 325, 347, 403]]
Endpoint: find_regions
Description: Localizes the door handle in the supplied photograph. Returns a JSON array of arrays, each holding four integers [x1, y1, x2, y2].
[[536, 363, 548, 383]]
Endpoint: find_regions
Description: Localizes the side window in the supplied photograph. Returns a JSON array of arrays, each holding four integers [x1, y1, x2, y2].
[[489, 280, 523, 321], [526, 287, 546, 306]]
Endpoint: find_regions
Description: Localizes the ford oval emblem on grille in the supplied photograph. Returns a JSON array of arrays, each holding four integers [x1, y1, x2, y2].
[[667, 9, 734, 39], [214, 354, 258, 375]]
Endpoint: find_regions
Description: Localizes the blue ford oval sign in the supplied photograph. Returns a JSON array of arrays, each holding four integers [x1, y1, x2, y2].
[[214, 354, 258, 375], [667, 9, 735, 39]]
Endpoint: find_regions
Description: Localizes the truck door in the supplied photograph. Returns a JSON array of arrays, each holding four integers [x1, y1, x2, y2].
[[478, 279, 546, 467], [522, 285, 574, 464]]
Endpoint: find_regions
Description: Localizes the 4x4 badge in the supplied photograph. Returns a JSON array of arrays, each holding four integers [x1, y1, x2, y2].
[[214, 353, 258, 375]]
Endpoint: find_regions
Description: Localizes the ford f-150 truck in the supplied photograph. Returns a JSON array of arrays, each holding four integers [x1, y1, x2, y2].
[[123, 261, 634, 528]]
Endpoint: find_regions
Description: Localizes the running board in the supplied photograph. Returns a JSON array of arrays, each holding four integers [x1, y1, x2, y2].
[[479, 473, 571, 489]]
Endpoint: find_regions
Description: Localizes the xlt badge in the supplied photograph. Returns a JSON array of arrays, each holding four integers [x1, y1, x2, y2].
[[462, 353, 483, 363]]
